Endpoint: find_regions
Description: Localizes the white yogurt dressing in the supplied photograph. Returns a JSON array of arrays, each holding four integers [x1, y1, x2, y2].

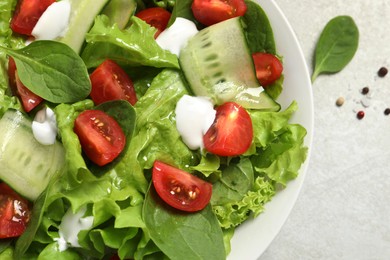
[[175, 95, 216, 150], [31, 0, 71, 40], [32, 107, 58, 145], [156, 17, 199, 56], [54, 206, 94, 252]]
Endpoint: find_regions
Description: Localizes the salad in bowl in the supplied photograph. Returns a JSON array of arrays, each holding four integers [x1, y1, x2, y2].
[[0, 0, 311, 259]]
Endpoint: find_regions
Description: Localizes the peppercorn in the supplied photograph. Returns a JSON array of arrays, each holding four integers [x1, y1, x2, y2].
[[378, 67, 388, 77], [384, 108, 390, 116], [335, 97, 345, 107], [357, 111, 365, 119], [361, 87, 369, 95]]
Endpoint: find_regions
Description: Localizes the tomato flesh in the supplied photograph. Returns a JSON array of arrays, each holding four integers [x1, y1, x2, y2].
[[74, 110, 126, 166], [0, 183, 30, 239], [191, 0, 247, 26], [8, 57, 43, 112], [152, 161, 212, 212], [135, 7, 171, 38], [252, 52, 283, 87], [203, 102, 253, 156], [11, 0, 55, 36], [90, 59, 137, 106]]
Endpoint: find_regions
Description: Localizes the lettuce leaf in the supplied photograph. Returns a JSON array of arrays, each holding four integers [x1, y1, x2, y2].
[[210, 102, 307, 228], [81, 15, 179, 69], [0, 0, 23, 116]]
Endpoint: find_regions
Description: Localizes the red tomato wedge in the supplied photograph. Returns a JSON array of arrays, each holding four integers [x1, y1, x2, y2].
[[90, 59, 138, 106], [191, 0, 247, 26], [203, 102, 253, 156], [252, 52, 283, 87], [0, 183, 31, 239], [8, 57, 43, 112], [74, 110, 126, 166], [135, 7, 171, 38], [152, 161, 212, 212], [10, 0, 55, 36]]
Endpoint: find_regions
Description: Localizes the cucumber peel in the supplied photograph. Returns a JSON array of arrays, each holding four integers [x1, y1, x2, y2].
[[179, 17, 280, 111], [59, 0, 110, 53], [0, 110, 65, 201]]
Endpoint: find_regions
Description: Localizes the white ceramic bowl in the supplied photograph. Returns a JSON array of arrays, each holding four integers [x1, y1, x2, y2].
[[228, 0, 314, 259]]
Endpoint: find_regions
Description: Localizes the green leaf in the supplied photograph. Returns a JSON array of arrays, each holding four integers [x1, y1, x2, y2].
[[81, 16, 179, 69], [0, 40, 91, 103], [169, 0, 199, 27], [143, 185, 226, 260], [312, 15, 359, 82], [243, 0, 276, 54], [211, 158, 254, 205]]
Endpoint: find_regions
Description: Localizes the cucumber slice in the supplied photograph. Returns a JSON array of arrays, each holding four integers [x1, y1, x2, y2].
[[59, 0, 110, 53], [0, 110, 65, 201], [179, 17, 280, 111]]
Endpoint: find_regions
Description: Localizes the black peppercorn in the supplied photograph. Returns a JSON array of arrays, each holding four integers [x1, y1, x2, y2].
[[378, 67, 388, 77], [361, 87, 369, 95]]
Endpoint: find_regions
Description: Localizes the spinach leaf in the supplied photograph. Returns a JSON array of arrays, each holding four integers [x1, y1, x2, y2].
[[243, 0, 276, 54], [0, 40, 91, 103], [312, 15, 359, 82], [0, 239, 12, 253], [169, 0, 199, 27], [211, 158, 254, 205], [14, 176, 63, 259], [143, 185, 226, 260]]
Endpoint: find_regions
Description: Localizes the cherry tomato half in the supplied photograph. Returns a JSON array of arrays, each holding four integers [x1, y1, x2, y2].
[[203, 102, 253, 156], [8, 57, 43, 112], [152, 161, 212, 212], [10, 0, 55, 36], [191, 0, 247, 26], [135, 7, 171, 38], [0, 182, 31, 239], [90, 59, 138, 106], [74, 110, 126, 166], [252, 52, 283, 87]]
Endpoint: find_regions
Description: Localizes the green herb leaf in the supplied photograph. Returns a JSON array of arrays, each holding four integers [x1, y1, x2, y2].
[[143, 185, 226, 260], [243, 0, 276, 54], [0, 40, 91, 103], [312, 15, 359, 82]]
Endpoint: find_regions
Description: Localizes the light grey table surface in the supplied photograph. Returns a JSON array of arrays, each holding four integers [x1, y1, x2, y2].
[[261, 1, 390, 259]]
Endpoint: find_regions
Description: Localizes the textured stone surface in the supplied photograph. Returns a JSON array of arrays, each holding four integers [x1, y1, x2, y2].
[[260, 0, 390, 259]]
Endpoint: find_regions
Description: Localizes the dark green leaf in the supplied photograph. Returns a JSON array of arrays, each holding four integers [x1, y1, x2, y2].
[[0, 40, 91, 103], [0, 239, 12, 253], [312, 15, 359, 82], [169, 0, 199, 27], [14, 177, 63, 259], [243, 0, 276, 54], [211, 158, 254, 205], [143, 185, 226, 260]]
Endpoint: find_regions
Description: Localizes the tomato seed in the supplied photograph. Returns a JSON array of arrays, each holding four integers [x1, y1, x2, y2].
[[357, 111, 365, 119], [361, 87, 369, 95], [378, 67, 388, 77], [384, 108, 390, 115]]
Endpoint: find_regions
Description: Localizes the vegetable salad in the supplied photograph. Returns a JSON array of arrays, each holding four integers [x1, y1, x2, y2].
[[0, 0, 308, 259]]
